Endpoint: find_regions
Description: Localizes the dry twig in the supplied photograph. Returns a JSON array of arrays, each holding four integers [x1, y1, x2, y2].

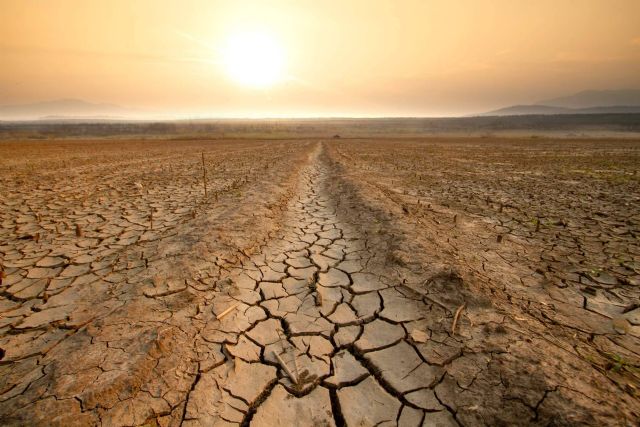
[[273, 351, 298, 385], [216, 303, 238, 320], [451, 303, 466, 335]]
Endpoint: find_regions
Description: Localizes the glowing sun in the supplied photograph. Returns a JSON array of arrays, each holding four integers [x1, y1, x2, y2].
[[221, 30, 285, 88]]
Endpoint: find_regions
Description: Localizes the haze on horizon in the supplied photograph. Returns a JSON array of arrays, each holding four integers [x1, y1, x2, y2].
[[1, 0, 640, 118]]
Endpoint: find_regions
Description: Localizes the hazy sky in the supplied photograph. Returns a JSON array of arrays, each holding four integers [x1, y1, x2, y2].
[[1, 0, 640, 116]]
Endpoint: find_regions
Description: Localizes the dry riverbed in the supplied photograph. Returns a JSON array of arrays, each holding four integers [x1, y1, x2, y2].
[[1, 138, 639, 426]]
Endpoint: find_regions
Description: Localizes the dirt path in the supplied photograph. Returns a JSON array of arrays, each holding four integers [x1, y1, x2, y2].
[[181, 143, 455, 426]]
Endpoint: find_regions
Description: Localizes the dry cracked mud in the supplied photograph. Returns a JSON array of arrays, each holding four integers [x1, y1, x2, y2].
[[1, 138, 639, 426]]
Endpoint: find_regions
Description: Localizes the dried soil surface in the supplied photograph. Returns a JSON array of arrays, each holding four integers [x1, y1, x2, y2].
[[0, 138, 639, 426]]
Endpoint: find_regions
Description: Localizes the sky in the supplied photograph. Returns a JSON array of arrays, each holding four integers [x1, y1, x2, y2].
[[1, 0, 640, 117]]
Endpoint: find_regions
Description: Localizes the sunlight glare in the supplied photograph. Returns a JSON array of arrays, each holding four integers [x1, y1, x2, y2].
[[221, 30, 285, 88]]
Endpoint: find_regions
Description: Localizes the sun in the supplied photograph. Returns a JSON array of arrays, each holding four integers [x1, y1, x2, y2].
[[221, 30, 285, 88]]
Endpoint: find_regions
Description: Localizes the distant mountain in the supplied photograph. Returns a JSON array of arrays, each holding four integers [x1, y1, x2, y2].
[[538, 89, 640, 109], [481, 104, 640, 116], [0, 99, 135, 120], [483, 105, 571, 116], [479, 89, 640, 116]]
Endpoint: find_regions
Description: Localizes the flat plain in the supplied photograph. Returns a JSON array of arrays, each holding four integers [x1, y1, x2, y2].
[[0, 135, 639, 426]]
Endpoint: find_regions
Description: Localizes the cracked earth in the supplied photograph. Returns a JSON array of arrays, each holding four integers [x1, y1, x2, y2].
[[1, 138, 639, 426]]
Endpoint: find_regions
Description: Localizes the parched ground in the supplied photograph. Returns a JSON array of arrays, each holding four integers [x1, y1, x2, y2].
[[0, 137, 639, 426]]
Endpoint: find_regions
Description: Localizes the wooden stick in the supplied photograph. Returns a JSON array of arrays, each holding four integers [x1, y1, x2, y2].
[[451, 303, 466, 335], [273, 351, 297, 384], [216, 303, 238, 320], [202, 152, 207, 198]]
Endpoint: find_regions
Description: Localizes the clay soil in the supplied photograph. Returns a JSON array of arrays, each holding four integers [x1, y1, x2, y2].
[[0, 137, 639, 426]]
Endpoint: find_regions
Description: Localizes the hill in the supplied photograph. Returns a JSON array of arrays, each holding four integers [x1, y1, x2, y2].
[[0, 99, 133, 120], [481, 104, 640, 116]]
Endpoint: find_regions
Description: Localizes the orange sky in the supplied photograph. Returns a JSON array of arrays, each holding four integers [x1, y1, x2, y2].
[[1, 0, 640, 117]]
